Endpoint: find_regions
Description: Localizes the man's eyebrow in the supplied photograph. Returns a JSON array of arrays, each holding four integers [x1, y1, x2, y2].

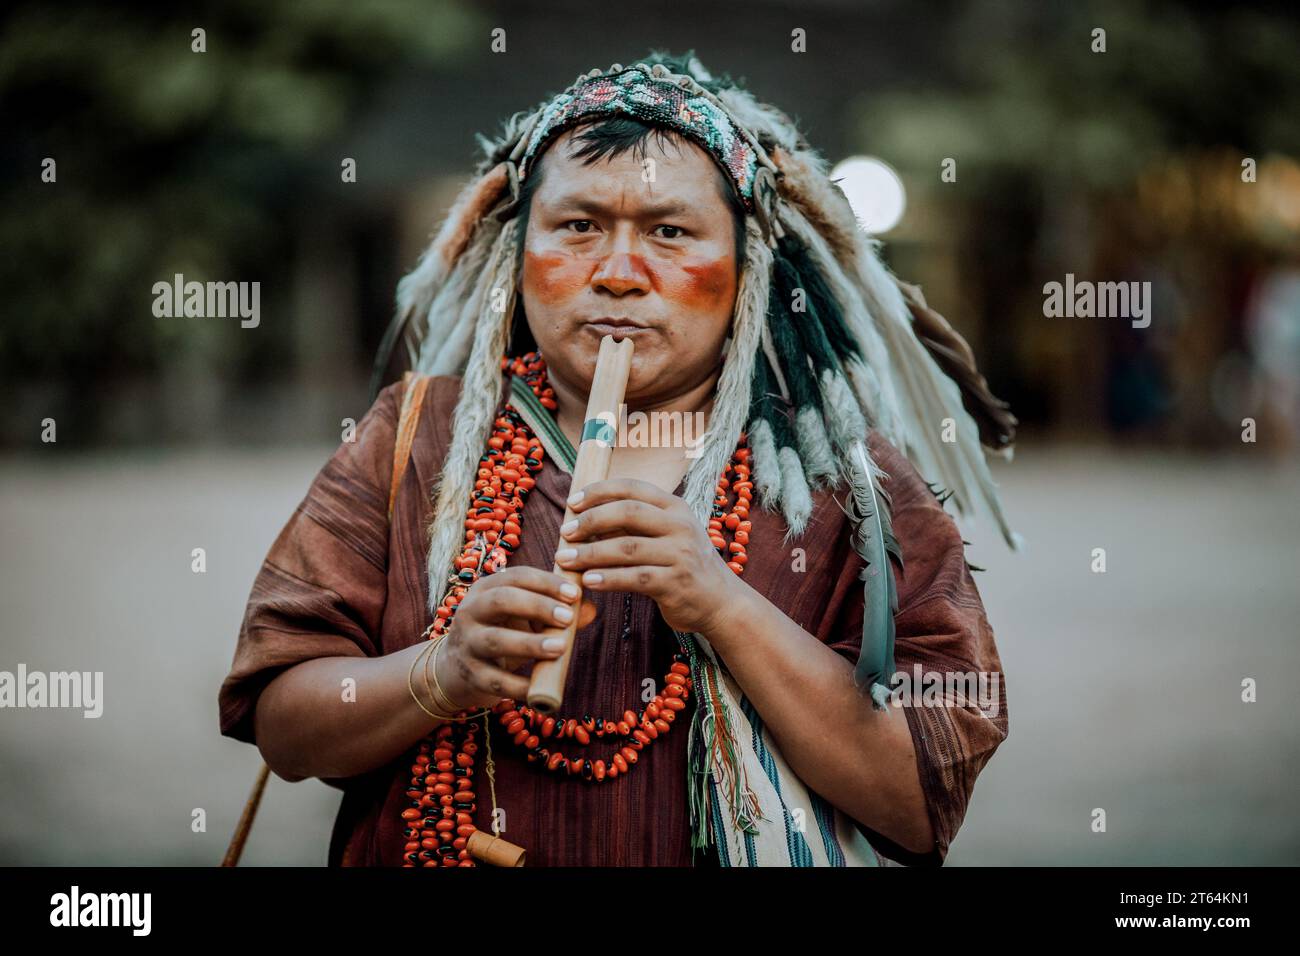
[[542, 195, 696, 219]]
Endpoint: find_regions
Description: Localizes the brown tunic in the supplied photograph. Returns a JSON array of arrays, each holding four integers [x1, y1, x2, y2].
[[218, 373, 1009, 866]]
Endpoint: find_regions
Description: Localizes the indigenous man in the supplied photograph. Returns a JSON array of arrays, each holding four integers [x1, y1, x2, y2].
[[219, 52, 1018, 867]]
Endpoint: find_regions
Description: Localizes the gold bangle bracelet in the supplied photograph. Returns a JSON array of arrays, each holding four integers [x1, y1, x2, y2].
[[426, 634, 463, 713], [423, 632, 490, 723], [407, 640, 457, 722]]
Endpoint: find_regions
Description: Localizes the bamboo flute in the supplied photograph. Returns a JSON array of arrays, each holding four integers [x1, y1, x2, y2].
[[526, 334, 635, 714]]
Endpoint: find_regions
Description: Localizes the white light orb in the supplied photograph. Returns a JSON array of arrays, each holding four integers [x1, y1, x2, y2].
[[829, 156, 907, 235]]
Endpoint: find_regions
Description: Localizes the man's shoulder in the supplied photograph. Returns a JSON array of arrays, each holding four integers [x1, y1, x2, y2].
[[370, 373, 469, 443], [376, 373, 465, 412], [418, 373, 466, 414], [398, 373, 474, 467]]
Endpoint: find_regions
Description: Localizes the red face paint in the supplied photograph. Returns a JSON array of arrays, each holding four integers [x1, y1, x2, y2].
[[522, 251, 588, 304], [660, 256, 736, 312]]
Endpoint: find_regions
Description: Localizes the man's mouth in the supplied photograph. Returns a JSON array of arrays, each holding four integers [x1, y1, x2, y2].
[[584, 317, 651, 339]]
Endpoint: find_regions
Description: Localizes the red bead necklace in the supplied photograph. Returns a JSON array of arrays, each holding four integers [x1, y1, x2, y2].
[[399, 351, 753, 866]]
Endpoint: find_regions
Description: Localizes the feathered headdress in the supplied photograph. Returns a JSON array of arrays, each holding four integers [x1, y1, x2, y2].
[[369, 52, 1020, 864]]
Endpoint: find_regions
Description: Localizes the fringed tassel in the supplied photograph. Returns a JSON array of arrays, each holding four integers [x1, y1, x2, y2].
[[424, 218, 521, 613], [681, 631, 762, 853], [685, 671, 714, 852], [777, 445, 814, 539], [793, 404, 838, 488], [760, 391, 815, 537], [747, 416, 782, 508], [820, 367, 869, 452]]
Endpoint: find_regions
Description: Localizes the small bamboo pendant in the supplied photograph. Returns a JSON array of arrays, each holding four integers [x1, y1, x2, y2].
[[466, 830, 527, 867]]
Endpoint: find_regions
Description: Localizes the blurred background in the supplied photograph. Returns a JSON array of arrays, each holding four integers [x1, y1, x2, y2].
[[1, 0, 1297, 865]]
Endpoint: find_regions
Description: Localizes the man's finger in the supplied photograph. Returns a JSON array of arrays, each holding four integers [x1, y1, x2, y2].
[[559, 499, 666, 543], [502, 598, 597, 634], [469, 583, 579, 629], [464, 625, 566, 663], [576, 565, 667, 594], [480, 564, 581, 603], [555, 536, 675, 571], [566, 477, 676, 512]]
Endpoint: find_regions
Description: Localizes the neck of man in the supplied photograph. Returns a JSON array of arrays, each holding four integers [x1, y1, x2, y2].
[[549, 365, 720, 494]]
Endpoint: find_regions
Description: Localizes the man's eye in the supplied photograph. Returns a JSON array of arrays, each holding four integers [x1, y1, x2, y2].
[[653, 225, 685, 239], [566, 220, 597, 234]]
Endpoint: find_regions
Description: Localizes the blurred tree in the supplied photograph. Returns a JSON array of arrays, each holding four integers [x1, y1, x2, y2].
[[0, 0, 478, 440], [846, 0, 1300, 438]]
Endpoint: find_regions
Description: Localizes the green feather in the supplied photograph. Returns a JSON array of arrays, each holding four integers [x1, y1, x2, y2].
[[839, 441, 904, 708]]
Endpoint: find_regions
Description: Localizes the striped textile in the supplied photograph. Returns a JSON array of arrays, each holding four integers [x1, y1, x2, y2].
[[709, 669, 881, 867]]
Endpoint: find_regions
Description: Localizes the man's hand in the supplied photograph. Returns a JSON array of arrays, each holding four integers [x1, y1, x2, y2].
[[438, 566, 597, 710], [556, 478, 745, 635]]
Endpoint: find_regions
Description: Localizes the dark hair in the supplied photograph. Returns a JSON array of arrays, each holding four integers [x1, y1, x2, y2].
[[514, 116, 747, 269]]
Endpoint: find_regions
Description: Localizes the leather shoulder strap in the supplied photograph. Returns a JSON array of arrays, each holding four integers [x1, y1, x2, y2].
[[388, 371, 431, 519]]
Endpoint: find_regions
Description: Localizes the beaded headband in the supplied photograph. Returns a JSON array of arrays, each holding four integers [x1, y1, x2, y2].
[[514, 63, 771, 218]]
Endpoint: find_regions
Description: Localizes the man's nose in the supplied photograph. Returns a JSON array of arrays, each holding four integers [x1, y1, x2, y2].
[[591, 251, 651, 296]]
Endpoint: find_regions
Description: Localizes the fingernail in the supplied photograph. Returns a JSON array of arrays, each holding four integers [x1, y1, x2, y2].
[[556, 547, 577, 562], [542, 637, 565, 652], [583, 571, 603, 585], [559, 581, 579, 598], [567, 490, 584, 505], [560, 519, 578, 536], [553, 604, 573, 623]]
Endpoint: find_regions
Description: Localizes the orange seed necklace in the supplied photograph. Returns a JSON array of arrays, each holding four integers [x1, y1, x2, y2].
[[398, 350, 753, 866]]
